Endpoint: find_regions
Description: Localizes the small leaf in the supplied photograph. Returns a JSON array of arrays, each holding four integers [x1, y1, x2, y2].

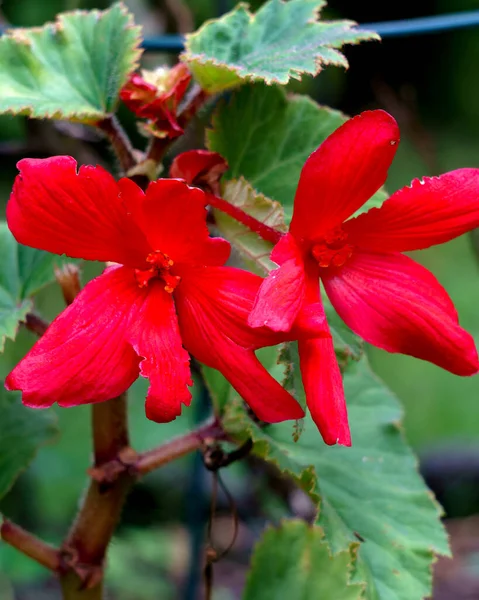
[[215, 178, 285, 275], [0, 389, 57, 500], [245, 520, 363, 600], [208, 84, 388, 223], [0, 3, 142, 122], [0, 222, 75, 351], [223, 358, 450, 600], [182, 0, 378, 93]]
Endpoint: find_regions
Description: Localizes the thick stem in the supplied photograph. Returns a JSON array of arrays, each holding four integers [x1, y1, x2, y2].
[[0, 519, 60, 571], [96, 116, 138, 174], [59, 394, 134, 597], [208, 194, 282, 245]]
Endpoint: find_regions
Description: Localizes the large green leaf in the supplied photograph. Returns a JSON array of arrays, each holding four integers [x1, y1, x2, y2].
[[182, 0, 377, 93], [0, 222, 74, 352], [0, 3, 141, 122], [221, 358, 449, 600], [208, 84, 388, 221], [245, 520, 363, 599], [208, 84, 344, 222], [0, 389, 57, 500]]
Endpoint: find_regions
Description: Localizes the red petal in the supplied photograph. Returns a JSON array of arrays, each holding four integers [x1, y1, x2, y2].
[[323, 252, 479, 375], [290, 110, 399, 242], [118, 178, 230, 268], [5, 267, 142, 407], [7, 157, 150, 267], [175, 266, 305, 422], [344, 169, 479, 252], [127, 282, 192, 423], [249, 234, 306, 332], [299, 335, 351, 446]]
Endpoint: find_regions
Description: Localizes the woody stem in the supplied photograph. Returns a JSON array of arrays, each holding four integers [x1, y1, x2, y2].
[[208, 194, 283, 244], [96, 115, 138, 174], [59, 393, 133, 599]]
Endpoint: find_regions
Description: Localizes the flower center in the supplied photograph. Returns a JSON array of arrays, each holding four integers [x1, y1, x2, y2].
[[135, 251, 181, 293], [311, 227, 353, 268]]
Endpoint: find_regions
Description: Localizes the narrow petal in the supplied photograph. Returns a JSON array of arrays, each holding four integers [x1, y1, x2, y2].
[[5, 267, 142, 407], [127, 282, 192, 423], [322, 252, 479, 375], [344, 169, 479, 252], [299, 335, 351, 446], [297, 258, 351, 446], [175, 266, 305, 422], [7, 157, 150, 267], [118, 178, 230, 267], [290, 110, 399, 242], [249, 234, 306, 332]]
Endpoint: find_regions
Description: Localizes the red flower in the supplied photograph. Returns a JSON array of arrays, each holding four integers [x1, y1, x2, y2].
[[249, 110, 479, 446], [120, 64, 191, 138], [5, 156, 320, 423], [170, 150, 228, 195]]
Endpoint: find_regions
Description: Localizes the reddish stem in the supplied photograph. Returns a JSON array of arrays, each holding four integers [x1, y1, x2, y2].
[[24, 313, 49, 336], [208, 193, 282, 245], [1, 519, 61, 571], [96, 116, 138, 174], [136, 417, 225, 476]]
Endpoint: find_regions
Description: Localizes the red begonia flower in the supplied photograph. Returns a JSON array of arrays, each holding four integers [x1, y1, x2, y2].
[[249, 109, 479, 446], [120, 64, 191, 138], [5, 156, 315, 424], [170, 150, 228, 195]]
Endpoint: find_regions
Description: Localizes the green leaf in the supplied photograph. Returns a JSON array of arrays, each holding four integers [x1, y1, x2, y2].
[[182, 0, 378, 93], [0, 222, 74, 351], [0, 389, 57, 500], [223, 358, 449, 600], [0, 3, 142, 122], [208, 84, 344, 223], [245, 520, 363, 599], [208, 84, 389, 223], [216, 178, 285, 275], [324, 297, 363, 367]]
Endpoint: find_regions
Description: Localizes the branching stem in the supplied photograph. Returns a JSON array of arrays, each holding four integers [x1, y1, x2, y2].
[[0, 519, 61, 571]]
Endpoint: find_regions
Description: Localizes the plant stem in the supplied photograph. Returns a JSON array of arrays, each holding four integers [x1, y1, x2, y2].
[[59, 394, 133, 598], [0, 519, 60, 571], [208, 193, 282, 244], [96, 116, 137, 174], [24, 313, 49, 336], [136, 417, 225, 476]]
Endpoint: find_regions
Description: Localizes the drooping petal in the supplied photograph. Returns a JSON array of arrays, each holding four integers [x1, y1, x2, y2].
[[249, 234, 306, 332], [169, 150, 228, 195], [7, 157, 150, 268], [298, 335, 351, 446], [344, 169, 479, 252], [322, 252, 479, 376], [127, 281, 192, 423], [297, 257, 351, 446], [5, 267, 142, 407], [118, 178, 230, 268], [175, 266, 305, 422], [290, 110, 399, 242]]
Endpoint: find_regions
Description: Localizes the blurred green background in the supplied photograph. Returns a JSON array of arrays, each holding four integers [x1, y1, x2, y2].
[[1, 0, 479, 598]]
